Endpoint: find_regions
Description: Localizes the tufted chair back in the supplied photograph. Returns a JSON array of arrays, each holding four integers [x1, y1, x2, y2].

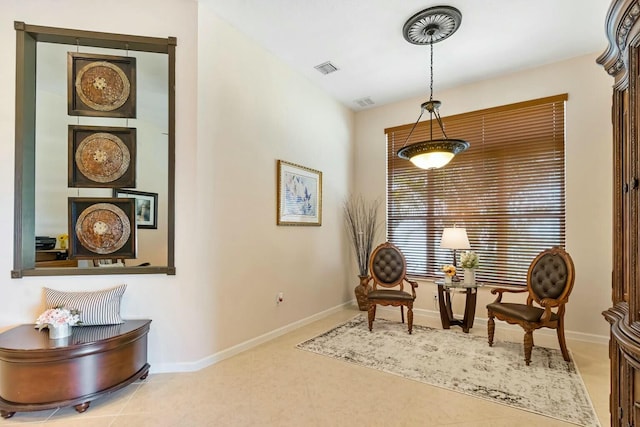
[[366, 242, 418, 334], [371, 246, 406, 288], [527, 247, 574, 306], [486, 246, 575, 365]]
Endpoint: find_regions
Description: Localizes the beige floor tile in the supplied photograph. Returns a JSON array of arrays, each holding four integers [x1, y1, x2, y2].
[[1, 307, 609, 426], [0, 409, 55, 424], [39, 416, 116, 427], [47, 384, 141, 420]]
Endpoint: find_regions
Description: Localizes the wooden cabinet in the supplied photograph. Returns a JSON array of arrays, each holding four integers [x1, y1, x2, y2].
[[0, 320, 150, 418], [599, 2, 640, 425]]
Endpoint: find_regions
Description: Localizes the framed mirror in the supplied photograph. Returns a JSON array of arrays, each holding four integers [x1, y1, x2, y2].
[[12, 22, 176, 277]]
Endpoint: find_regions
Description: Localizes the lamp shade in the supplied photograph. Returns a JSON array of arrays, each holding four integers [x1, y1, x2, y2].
[[439, 227, 470, 250]]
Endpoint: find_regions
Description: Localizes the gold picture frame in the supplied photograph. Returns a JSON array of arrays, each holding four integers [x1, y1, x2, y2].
[[276, 160, 322, 226]]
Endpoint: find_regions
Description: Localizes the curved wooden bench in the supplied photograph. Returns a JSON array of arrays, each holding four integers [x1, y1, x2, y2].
[[0, 319, 151, 418]]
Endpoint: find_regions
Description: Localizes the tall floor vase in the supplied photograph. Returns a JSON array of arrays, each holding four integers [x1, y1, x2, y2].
[[355, 275, 372, 311]]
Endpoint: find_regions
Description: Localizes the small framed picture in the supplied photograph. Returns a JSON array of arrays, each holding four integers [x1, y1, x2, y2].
[[113, 189, 158, 229], [277, 160, 322, 226]]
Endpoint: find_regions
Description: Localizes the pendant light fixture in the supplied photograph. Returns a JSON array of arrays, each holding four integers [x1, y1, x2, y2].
[[397, 6, 470, 170]]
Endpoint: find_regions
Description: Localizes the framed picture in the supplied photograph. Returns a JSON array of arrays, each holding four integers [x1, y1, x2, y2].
[[277, 160, 322, 226], [113, 189, 158, 229], [68, 197, 136, 259], [68, 52, 136, 118], [69, 125, 136, 188]]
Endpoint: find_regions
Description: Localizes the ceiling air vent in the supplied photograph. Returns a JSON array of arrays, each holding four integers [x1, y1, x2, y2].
[[354, 97, 375, 108], [314, 61, 339, 75]]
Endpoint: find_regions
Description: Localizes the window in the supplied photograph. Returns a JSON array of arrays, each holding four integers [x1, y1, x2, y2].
[[385, 94, 567, 286]]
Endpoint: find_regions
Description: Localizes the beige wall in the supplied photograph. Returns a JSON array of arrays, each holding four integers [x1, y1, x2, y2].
[[0, 1, 354, 371], [354, 53, 613, 339], [196, 6, 355, 353]]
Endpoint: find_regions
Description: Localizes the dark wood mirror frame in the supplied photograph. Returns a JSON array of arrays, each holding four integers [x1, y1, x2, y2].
[[12, 22, 176, 278]]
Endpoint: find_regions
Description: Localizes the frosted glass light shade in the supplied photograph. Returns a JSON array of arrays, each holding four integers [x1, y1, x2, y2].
[[409, 151, 455, 169]]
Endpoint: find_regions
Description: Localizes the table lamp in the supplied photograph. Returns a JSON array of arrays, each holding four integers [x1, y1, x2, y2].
[[440, 227, 470, 281]]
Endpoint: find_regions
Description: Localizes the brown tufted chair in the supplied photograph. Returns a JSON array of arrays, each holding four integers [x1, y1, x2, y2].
[[367, 242, 419, 334], [486, 247, 575, 365]]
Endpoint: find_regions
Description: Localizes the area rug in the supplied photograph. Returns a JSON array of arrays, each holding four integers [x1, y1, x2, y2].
[[297, 315, 599, 426]]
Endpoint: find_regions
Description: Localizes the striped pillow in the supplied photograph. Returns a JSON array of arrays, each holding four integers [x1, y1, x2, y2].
[[44, 284, 127, 325]]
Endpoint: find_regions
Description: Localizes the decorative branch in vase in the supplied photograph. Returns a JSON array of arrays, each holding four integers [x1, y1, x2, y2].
[[344, 195, 381, 310]]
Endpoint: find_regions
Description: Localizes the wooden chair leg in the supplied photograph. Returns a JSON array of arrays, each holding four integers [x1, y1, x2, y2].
[[487, 313, 495, 347], [524, 330, 534, 366], [407, 305, 413, 334], [400, 306, 405, 324], [367, 303, 375, 332], [557, 319, 570, 362]]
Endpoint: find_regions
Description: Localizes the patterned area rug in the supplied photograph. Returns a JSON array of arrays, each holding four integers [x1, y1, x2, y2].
[[297, 315, 599, 427]]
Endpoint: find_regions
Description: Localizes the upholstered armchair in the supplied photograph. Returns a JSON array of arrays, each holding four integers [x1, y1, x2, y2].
[[367, 242, 418, 334], [486, 247, 575, 365]]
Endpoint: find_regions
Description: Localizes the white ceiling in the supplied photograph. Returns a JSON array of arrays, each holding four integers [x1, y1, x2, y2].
[[200, 0, 612, 111]]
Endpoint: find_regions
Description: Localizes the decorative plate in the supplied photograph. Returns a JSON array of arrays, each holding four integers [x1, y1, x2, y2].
[[75, 132, 131, 183], [75, 203, 131, 254], [75, 61, 131, 112]]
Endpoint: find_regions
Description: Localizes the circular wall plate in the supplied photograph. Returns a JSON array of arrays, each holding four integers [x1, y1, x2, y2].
[[75, 61, 130, 111], [75, 132, 130, 183], [75, 203, 131, 254], [403, 6, 462, 45]]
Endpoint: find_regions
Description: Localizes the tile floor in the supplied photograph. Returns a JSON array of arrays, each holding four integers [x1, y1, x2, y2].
[[1, 307, 609, 426]]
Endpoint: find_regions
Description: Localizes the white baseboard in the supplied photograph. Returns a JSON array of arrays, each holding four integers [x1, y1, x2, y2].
[[150, 301, 352, 373], [151, 299, 608, 373]]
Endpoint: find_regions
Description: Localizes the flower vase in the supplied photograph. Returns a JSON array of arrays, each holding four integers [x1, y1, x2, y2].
[[464, 268, 476, 285], [444, 276, 452, 285], [48, 324, 72, 339], [355, 275, 372, 311]]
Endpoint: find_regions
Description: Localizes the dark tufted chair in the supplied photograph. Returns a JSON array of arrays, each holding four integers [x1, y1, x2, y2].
[[367, 242, 418, 334], [486, 247, 575, 365]]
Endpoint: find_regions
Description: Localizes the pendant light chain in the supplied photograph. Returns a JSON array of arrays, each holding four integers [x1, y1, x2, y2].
[[429, 38, 434, 103], [429, 37, 434, 140]]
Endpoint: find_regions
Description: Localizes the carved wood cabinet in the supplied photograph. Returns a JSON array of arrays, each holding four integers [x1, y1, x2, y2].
[[599, 1, 640, 426]]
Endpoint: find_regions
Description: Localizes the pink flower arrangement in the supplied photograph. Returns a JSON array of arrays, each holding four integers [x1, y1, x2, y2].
[[35, 306, 81, 330]]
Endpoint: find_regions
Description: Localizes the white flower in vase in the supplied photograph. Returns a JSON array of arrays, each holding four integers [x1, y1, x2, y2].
[[460, 251, 479, 269]]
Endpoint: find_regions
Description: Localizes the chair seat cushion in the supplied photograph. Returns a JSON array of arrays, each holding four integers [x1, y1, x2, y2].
[[368, 289, 413, 302], [487, 302, 558, 323]]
